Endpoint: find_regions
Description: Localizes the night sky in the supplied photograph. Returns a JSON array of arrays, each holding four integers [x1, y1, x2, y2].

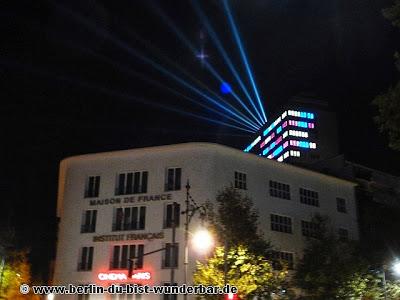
[[2, 0, 400, 280]]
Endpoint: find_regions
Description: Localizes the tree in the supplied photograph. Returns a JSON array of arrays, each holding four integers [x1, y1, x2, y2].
[[0, 250, 32, 299], [373, 82, 400, 151], [0, 227, 40, 300], [195, 187, 291, 299], [193, 245, 288, 300], [373, 0, 400, 151], [205, 186, 271, 256], [294, 215, 383, 300]]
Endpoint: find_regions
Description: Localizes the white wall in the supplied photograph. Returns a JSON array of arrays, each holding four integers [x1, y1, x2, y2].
[[53, 143, 357, 300]]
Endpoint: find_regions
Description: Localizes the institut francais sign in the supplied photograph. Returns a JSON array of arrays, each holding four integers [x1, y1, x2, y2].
[[89, 193, 172, 206], [93, 232, 164, 242]]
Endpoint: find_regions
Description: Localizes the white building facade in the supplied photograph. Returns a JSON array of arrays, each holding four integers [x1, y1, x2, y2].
[[53, 143, 358, 300]]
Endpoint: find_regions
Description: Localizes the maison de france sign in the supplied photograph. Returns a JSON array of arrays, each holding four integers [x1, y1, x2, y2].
[[89, 193, 173, 206]]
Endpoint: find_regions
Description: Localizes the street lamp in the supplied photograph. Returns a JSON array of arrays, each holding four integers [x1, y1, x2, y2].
[[381, 259, 400, 300], [392, 260, 400, 276], [191, 229, 214, 254], [182, 180, 208, 300], [47, 293, 55, 300]]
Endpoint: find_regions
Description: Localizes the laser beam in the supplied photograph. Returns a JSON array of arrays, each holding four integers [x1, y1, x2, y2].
[[222, 0, 267, 123], [54, 3, 260, 131], [119, 28, 261, 131], [1, 58, 255, 134], [149, 1, 264, 127], [191, 0, 265, 124]]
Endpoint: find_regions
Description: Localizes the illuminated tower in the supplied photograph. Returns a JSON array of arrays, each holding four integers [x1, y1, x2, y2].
[[244, 97, 339, 166]]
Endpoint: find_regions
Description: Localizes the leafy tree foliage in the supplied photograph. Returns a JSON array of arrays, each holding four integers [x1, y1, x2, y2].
[[193, 245, 288, 300], [373, 0, 400, 151], [294, 215, 399, 299], [373, 82, 400, 151], [383, 0, 400, 29], [0, 228, 40, 299], [0, 250, 34, 299], [205, 186, 270, 256]]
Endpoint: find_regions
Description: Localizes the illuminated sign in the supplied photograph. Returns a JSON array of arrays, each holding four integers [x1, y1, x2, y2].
[[89, 193, 172, 206], [98, 272, 151, 281], [93, 232, 164, 242], [131, 272, 151, 280]]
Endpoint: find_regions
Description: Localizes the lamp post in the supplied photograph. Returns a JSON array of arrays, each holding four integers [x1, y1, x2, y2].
[[182, 180, 210, 300], [381, 260, 400, 299]]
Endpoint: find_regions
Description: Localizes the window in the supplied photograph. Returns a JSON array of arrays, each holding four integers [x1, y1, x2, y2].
[[164, 203, 180, 228], [269, 180, 291, 200], [269, 251, 294, 270], [301, 220, 320, 238], [85, 176, 100, 198], [336, 198, 347, 213], [81, 210, 97, 233], [111, 288, 134, 300], [113, 207, 146, 231], [162, 243, 179, 268], [116, 171, 148, 195], [338, 228, 349, 240], [78, 247, 93, 271], [234, 171, 247, 190], [162, 283, 178, 300], [77, 290, 91, 300], [270, 214, 292, 233], [110, 285, 141, 300], [165, 168, 181, 191], [110, 244, 144, 270], [299, 188, 319, 207]]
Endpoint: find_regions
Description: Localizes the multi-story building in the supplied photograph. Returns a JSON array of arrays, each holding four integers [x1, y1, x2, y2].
[[53, 143, 357, 300], [311, 155, 400, 256], [244, 97, 338, 165]]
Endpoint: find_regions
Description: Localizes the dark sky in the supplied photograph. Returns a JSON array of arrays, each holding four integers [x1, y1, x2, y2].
[[2, 0, 400, 280]]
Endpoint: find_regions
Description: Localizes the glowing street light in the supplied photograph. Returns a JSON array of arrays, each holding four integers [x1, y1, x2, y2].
[[393, 260, 400, 276], [192, 229, 213, 253], [47, 293, 55, 300]]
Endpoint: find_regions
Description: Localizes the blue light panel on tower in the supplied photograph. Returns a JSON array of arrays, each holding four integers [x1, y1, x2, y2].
[[244, 109, 318, 162]]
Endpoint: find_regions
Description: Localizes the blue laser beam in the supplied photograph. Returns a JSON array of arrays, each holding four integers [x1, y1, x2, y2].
[[120, 28, 261, 131], [191, 0, 265, 124], [55, 3, 260, 131], [64, 42, 256, 132], [222, 0, 267, 123], [149, 1, 264, 127], [1, 58, 255, 134]]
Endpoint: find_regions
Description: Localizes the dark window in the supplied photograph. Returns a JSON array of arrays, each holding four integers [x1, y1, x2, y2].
[[299, 188, 319, 207], [110, 285, 135, 300], [269, 180, 290, 200], [113, 207, 146, 231], [163, 283, 178, 300], [338, 228, 349, 240], [110, 244, 144, 270], [77, 290, 91, 300], [165, 168, 182, 191], [78, 247, 94, 271], [81, 210, 97, 233], [301, 220, 320, 238], [116, 172, 148, 195], [269, 251, 294, 270], [270, 214, 292, 233], [336, 198, 347, 213], [165, 203, 180, 228], [163, 243, 178, 268], [85, 176, 100, 198], [234, 171, 247, 190]]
